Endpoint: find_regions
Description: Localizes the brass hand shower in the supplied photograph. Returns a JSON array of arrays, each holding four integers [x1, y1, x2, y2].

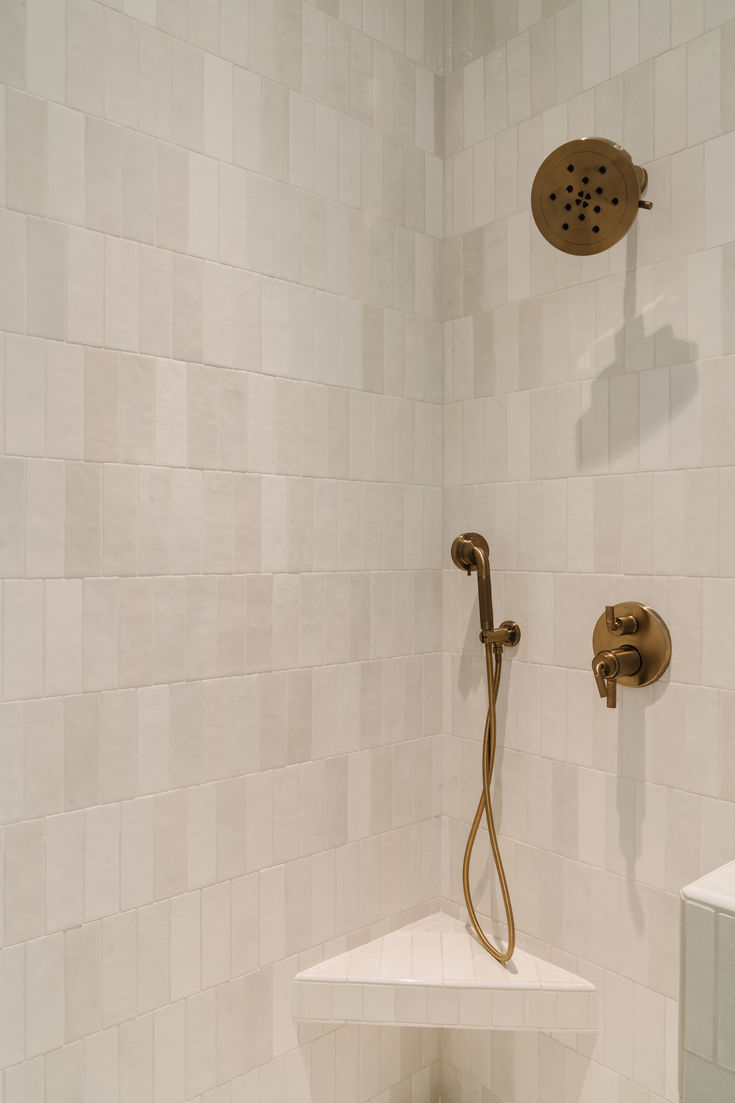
[[451, 534, 521, 963]]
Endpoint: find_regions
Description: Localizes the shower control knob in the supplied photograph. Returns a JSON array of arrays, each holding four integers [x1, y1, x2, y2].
[[592, 646, 642, 709], [605, 604, 638, 636], [591, 602, 671, 709]]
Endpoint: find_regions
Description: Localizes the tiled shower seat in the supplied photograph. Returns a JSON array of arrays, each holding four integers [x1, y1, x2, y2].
[[681, 860, 735, 1101], [293, 911, 597, 1031]]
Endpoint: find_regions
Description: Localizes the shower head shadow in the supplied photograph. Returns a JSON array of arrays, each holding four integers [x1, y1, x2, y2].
[[531, 137, 652, 256]]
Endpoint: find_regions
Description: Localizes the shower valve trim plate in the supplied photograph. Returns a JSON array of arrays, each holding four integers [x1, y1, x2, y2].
[[591, 601, 671, 709]]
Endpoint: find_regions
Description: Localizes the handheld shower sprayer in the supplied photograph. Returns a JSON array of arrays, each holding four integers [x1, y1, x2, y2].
[[451, 534, 520, 647], [451, 533, 494, 633], [451, 532, 521, 963]]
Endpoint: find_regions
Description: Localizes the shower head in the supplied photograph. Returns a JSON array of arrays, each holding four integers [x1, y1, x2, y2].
[[531, 137, 652, 255], [451, 532, 494, 632]]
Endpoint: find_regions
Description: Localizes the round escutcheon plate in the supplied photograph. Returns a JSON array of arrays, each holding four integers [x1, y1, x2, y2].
[[592, 602, 671, 688]]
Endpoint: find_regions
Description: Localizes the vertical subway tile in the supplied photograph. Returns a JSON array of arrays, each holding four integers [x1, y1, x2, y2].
[[106, 9, 140, 129], [122, 132, 156, 244], [119, 1013, 154, 1103], [65, 922, 102, 1042], [4, 819, 45, 943], [23, 697, 64, 819], [4, 581, 44, 701], [84, 349, 120, 462], [27, 219, 66, 340], [139, 25, 173, 140], [84, 803, 120, 920], [0, 209, 27, 335], [66, 0, 105, 113], [27, 932, 65, 1055], [4, 334, 45, 457], [85, 117, 123, 235], [688, 29, 722, 145], [0, 945, 25, 1067], [6, 90, 47, 216], [0, 0, 26, 88], [157, 143, 190, 253], [172, 40, 204, 152], [140, 254, 176, 360], [67, 227, 105, 347]]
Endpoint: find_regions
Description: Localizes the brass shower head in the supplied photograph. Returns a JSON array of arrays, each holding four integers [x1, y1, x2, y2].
[[531, 137, 652, 255]]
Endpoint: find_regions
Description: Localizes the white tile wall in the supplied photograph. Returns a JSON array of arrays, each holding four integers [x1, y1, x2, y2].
[[0, 0, 445, 1100], [4, 0, 735, 1100], [442, 2, 735, 1103]]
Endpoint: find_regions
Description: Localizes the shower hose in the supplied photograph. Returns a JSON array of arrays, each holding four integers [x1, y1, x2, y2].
[[462, 639, 516, 963]]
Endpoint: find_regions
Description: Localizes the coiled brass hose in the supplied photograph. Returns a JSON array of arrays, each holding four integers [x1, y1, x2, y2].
[[462, 640, 516, 963]]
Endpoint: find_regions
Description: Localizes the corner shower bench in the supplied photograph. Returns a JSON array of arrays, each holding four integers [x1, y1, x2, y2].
[[292, 911, 597, 1032]]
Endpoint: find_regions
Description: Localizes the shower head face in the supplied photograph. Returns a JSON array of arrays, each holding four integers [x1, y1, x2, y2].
[[531, 137, 649, 255]]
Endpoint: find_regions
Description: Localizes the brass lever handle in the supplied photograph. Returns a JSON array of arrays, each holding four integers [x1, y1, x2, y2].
[[592, 652, 614, 704], [605, 605, 638, 636], [591, 647, 642, 709]]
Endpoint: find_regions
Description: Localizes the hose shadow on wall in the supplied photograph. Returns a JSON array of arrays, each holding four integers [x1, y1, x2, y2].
[[615, 679, 669, 930], [576, 229, 699, 472]]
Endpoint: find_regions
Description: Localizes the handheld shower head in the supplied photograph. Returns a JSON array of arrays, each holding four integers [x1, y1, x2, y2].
[[450, 532, 521, 963], [451, 532, 494, 633]]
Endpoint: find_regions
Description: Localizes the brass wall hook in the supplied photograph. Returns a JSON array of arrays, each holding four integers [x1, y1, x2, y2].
[[591, 602, 671, 708]]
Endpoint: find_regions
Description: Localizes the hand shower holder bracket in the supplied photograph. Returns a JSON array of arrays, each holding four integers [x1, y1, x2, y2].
[[480, 621, 521, 647]]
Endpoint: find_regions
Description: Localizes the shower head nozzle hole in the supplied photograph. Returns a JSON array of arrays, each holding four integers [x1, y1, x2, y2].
[[566, 185, 573, 192], [567, 164, 574, 172], [562, 223, 569, 230], [599, 166, 607, 174], [612, 197, 619, 205], [593, 226, 600, 233], [582, 176, 589, 184], [549, 193, 556, 200]]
